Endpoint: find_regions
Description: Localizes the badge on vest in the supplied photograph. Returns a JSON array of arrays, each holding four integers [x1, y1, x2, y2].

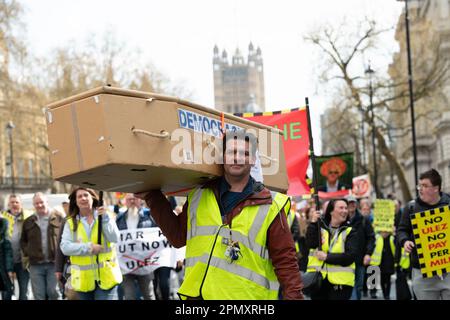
[[224, 240, 242, 263]]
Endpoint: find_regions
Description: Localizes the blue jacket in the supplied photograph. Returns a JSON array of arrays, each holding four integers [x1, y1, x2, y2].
[[116, 207, 157, 230]]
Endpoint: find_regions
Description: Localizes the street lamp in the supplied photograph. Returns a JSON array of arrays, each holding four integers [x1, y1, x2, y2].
[[365, 62, 379, 198], [387, 124, 396, 194], [360, 108, 366, 171], [404, 0, 419, 196], [5, 121, 15, 194]]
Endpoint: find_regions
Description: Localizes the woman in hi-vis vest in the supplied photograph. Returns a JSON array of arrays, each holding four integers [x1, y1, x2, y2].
[[60, 188, 122, 300], [306, 198, 359, 300]]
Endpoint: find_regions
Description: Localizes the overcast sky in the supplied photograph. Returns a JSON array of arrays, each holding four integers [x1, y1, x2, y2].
[[21, 0, 404, 151]]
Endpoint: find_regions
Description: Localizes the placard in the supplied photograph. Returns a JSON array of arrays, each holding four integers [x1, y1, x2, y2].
[[373, 199, 395, 233], [411, 206, 450, 278], [117, 227, 179, 275]]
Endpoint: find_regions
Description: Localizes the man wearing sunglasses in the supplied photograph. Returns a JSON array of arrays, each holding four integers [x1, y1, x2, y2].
[[317, 166, 349, 193], [397, 168, 450, 300]]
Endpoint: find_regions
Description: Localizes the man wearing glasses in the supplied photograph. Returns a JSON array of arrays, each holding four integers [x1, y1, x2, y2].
[[317, 159, 350, 193], [397, 168, 450, 300]]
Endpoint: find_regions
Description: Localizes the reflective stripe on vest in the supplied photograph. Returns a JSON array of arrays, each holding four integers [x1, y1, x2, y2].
[[306, 227, 355, 286], [67, 217, 122, 292], [185, 254, 279, 291], [307, 228, 330, 274], [1, 211, 15, 238], [307, 265, 354, 273], [189, 225, 269, 260], [269, 191, 297, 252], [71, 262, 105, 271], [188, 199, 275, 292], [187, 188, 203, 241], [1, 210, 32, 238], [270, 191, 292, 227], [370, 234, 395, 266], [179, 188, 289, 300]]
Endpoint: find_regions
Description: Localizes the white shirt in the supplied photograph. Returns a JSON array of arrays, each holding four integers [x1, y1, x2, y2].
[[326, 181, 339, 192]]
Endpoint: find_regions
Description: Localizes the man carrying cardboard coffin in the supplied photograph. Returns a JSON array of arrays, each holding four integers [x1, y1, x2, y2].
[[135, 130, 304, 300]]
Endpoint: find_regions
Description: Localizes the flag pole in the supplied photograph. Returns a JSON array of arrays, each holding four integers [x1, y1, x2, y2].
[[305, 98, 320, 210], [305, 98, 322, 251], [97, 191, 104, 286]]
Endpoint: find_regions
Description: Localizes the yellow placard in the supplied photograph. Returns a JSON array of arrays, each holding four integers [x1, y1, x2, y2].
[[373, 199, 395, 233], [411, 205, 450, 278]]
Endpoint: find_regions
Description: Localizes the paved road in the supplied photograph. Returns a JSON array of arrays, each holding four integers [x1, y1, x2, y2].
[[361, 274, 413, 300]]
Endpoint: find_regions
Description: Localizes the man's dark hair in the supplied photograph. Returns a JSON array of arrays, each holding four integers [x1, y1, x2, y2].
[[419, 168, 442, 191], [222, 130, 258, 160]]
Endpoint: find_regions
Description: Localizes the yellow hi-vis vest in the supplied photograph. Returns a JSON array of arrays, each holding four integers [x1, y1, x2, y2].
[[307, 226, 355, 287], [370, 234, 395, 266], [286, 202, 300, 253], [1, 210, 33, 238], [399, 247, 410, 269], [178, 188, 290, 300], [67, 217, 122, 292], [285, 204, 294, 228]]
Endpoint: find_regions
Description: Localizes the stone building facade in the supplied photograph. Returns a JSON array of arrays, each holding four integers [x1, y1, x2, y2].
[[388, 0, 450, 199], [213, 43, 265, 113], [0, 91, 52, 209]]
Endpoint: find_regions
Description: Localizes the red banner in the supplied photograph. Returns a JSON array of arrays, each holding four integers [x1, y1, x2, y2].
[[240, 108, 310, 196], [318, 190, 350, 200]]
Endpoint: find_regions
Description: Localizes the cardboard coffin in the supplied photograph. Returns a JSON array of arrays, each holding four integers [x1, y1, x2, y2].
[[45, 86, 288, 195]]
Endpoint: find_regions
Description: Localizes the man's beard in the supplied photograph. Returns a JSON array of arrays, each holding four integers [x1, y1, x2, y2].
[[128, 206, 139, 216]]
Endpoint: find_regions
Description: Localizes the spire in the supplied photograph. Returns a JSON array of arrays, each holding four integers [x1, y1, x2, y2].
[[248, 41, 256, 64], [232, 47, 244, 65], [213, 44, 221, 65], [221, 49, 228, 65], [256, 46, 263, 65]]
